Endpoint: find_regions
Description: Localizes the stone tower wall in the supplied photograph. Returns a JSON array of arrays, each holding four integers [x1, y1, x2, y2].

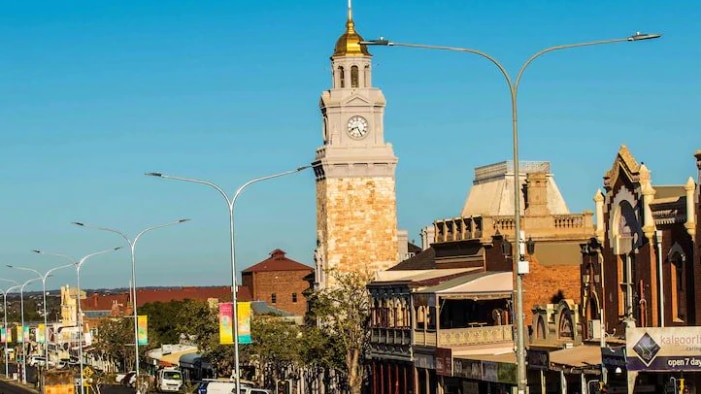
[[316, 176, 398, 277]]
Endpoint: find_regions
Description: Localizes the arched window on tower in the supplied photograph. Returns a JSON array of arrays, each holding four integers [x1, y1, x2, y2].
[[338, 66, 345, 88], [351, 65, 359, 88], [364, 65, 370, 87]]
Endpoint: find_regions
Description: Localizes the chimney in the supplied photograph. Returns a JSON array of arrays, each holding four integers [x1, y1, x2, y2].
[[524, 172, 548, 216]]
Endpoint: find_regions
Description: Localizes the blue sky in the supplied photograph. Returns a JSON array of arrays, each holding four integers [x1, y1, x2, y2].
[[1, 1, 698, 290]]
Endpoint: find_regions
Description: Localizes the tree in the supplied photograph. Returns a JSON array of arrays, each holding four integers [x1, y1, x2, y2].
[[306, 271, 372, 394], [174, 299, 219, 353], [249, 315, 302, 388], [140, 300, 188, 345], [94, 317, 134, 372]]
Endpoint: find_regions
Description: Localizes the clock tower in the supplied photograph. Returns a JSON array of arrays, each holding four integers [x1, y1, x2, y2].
[[312, 3, 398, 289]]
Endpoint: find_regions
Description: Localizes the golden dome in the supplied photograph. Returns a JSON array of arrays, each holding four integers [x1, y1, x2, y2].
[[333, 19, 370, 57]]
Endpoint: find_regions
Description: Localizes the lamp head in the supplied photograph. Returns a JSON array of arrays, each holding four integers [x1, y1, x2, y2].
[[627, 32, 662, 41], [6, 265, 13, 268], [359, 38, 392, 46], [296, 165, 312, 172], [73, 222, 85, 227], [178, 219, 191, 223], [526, 237, 536, 255], [145, 172, 164, 178]]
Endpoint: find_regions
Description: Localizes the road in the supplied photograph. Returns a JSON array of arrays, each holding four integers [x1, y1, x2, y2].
[[0, 363, 141, 394], [0, 380, 141, 394]]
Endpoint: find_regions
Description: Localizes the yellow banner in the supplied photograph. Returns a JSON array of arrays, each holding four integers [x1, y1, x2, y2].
[[238, 302, 252, 345], [137, 315, 148, 345], [37, 324, 46, 343], [16, 326, 23, 343]]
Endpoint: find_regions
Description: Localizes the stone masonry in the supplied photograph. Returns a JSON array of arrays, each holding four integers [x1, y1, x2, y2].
[[316, 176, 398, 279]]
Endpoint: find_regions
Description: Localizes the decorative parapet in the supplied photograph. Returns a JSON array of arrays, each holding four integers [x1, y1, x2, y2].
[[413, 330, 438, 347], [434, 217, 484, 243], [474, 161, 551, 183], [433, 212, 593, 244], [437, 325, 513, 347]]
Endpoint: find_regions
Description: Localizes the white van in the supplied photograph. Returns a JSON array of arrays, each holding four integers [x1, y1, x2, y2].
[[195, 379, 271, 394], [156, 368, 183, 392], [28, 355, 55, 368]]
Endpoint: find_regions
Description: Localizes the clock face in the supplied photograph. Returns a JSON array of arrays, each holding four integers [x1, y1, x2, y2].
[[347, 116, 369, 139]]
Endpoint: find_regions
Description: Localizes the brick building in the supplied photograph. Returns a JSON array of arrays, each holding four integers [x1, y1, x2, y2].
[[368, 159, 593, 394], [241, 249, 313, 316], [73, 285, 251, 329], [585, 146, 700, 393]]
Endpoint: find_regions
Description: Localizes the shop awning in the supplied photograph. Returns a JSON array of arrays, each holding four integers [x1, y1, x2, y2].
[[549, 345, 602, 368], [416, 271, 512, 300]]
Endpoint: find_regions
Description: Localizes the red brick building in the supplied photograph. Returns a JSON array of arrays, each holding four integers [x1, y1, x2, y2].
[[241, 249, 313, 316], [80, 286, 252, 320]]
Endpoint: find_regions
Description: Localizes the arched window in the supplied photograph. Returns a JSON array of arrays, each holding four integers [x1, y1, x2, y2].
[[338, 66, 345, 88], [364, 65, 370, 87], [536, 317, 546, 340], [557, 310, 574, 339], [351, 65, 359, 88]]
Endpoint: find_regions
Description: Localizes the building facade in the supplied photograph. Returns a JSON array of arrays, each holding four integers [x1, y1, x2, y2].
[[586, 146, 700, 393], [312, 5, 398, 289], [241, 249, 313, 316]]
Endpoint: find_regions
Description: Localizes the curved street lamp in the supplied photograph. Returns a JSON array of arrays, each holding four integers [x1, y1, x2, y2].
[[361, 31, 661, 393], [7, 263, 74, 369], [146, 165, 310, 394], [18, 277, 41, 384], [72, 218, 190, 388], [33, 247, 122, 394], [0, 280, 20, 379]]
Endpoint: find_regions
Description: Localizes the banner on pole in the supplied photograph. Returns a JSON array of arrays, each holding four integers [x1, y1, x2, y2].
[[0, 327, 5, 344], [17, 326, 23, 343], [137, 315, 148, 346], [37, 324, 46, 344], [23, 326, 29, 343], [219, 302, 234, 345], [238, 301, 252, 345]]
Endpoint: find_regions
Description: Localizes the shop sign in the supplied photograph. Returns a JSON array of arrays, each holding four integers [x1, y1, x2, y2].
[[454, 359, 481, 379], [602, 346, 626, 372], [435, 347, 452, 376], [482, 361, 498, 382], [497, 363, 517, 385], [627, 327, 701, 371], [527, 349, 550, 370], [415, 353, 435, 369]]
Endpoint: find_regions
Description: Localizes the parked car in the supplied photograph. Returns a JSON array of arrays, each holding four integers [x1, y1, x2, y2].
[[28, 355, 55, 368], [195, 379, 271, 394], [115, 370, 137, 387], [57, 358, 81, 369]]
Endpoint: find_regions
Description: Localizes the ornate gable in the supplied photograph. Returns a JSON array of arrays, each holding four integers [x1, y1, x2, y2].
[[604, 145, 642, 191]]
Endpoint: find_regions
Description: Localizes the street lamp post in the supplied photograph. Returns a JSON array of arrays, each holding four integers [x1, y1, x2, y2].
[[1, 281, 20, 379], [33, 247, 122, 394], [146, 165, 310, 394], [362, 32, 661, 393], [7, 263, 75, 369], [19, 277, 41, 384], [72, 219, 190, 390]]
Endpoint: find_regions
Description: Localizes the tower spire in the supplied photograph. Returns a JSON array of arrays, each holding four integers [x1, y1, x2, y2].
[[332, 0, 369, 56]]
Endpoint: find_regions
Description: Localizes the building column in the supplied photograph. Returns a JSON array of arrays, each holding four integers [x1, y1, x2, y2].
[[380, 363, 385, 394]]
